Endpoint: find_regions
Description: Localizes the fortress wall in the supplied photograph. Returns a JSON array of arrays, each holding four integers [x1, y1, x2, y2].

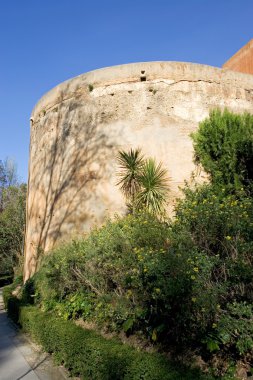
[[24, 62, 253, 280]]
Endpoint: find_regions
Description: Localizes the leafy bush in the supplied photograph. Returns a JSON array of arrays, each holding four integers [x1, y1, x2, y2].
[[35, 212, 172, 336], [0, 184, 26, 277], [35, 212, 205, 346], [33, 184, 253, 360], [3, 287, 214, 380], [3, 284, 14, 308], [170, 183, 253, 355], [188, 109, 253, 361], [192, 109, 253, 189], [211, 302, 253, 356], [3, 284, 22, 324], [117, 149, 169, 215], [21, 277, 36, 305]]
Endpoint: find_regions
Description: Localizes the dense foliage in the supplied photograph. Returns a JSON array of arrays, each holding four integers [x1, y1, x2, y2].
[[117, 149, 169, 215], [192, 109, 253, 190], [0, 159, 26, 279], [172, 184, 253, 359], [3, 286, 213, 380], [35, 212, 171, 337], [33, 187, 253, 363]]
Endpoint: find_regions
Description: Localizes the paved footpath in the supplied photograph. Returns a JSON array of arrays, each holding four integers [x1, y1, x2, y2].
[[0, 288, 67, 380]]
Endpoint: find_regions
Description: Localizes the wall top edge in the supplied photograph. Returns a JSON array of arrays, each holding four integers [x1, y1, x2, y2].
[[31, 61, 253, 120]]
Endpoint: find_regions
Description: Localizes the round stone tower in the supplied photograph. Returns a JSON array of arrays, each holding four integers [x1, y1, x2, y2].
[[24, 61, 253, 280]]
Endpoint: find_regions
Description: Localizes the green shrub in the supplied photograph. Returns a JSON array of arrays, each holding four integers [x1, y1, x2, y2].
[[30, 182, 253, 368], [2, 276, 34, 324], [33, 187, 253, 359], [3, 284, 21, 324], [0, 183, 26, 278], [0, 274, 13, 287], [3, 285, 13, 308], [116, 149, 169, 216], [212, 302, 253, 356], [35, 212, 173, 337], [192, 109, 253, 189], [170, 183, 253, 356], [188, 111, 253, 359], [21, 277, 36, 305], [16, 305, 213, 380]]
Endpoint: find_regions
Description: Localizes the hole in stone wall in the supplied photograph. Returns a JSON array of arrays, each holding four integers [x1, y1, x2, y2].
[[140, 76, 146, 82], [141, 70, 145, 74]]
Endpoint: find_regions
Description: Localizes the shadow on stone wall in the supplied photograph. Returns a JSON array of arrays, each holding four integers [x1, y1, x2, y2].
[[24, 84, 117, 279]]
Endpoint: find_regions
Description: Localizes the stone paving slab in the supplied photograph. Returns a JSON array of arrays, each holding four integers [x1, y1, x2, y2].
[[0, 288, 67, 380]]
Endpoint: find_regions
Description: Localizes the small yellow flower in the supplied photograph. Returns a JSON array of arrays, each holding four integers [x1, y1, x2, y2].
[[191, 297, 196, 303], [193, 267, 199, 272], [191, 275, 196, 280], [225, 236, 232, 241], [143, 268, 148, 273], [212, 323, 217, 328], [155, 288, 161, 293]]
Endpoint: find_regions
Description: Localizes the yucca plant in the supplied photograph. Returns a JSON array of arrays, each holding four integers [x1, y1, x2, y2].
[[116, 149, 145, 211], [136, 158, 169, 215], [117, 149, 169, 216]]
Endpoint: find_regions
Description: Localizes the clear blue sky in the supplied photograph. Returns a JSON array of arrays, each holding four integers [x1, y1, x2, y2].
[[0, 0, 252, 182]]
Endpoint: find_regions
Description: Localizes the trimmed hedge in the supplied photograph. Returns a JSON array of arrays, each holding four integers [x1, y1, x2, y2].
[[0, 274, 13, 287], [2, 284, 21, 324], [3, 287, 215, 380]]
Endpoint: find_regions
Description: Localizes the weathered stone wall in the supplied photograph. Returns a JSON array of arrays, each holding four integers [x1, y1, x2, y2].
[[24, 61, 253, 280], [223, 39, 253, 75]]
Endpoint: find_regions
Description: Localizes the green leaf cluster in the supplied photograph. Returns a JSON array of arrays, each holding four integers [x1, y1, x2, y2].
[[0, 184, 26, 277], [192, 109, 253, 190], [3, 287, 214, 380], [117, 149, 169, 215]]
